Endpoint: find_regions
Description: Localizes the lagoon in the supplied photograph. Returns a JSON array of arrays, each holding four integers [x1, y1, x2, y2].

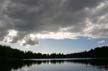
[[1, 58, 108, 71]]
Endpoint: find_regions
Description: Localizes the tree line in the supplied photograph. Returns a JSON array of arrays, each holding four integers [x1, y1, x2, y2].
[[0, 45, 108, 59]]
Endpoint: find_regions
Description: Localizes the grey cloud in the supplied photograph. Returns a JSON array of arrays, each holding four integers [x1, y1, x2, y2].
[[0, 0, 107, 45]]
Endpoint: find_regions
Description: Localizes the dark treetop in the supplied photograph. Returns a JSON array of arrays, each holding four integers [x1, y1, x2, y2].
[[0, 45, 108, 59]]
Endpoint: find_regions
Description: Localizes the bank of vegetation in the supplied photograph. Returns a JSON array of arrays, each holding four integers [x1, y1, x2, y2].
[[0, 45, 108, 59]]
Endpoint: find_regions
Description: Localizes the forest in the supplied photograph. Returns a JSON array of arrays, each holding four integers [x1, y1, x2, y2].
[[0, 45, 108, 59]]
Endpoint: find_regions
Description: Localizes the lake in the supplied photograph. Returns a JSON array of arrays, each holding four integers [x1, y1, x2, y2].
[[0, 58, 108, 71]]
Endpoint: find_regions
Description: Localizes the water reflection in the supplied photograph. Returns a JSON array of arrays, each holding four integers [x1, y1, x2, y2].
[[0, 58, 108, 71]]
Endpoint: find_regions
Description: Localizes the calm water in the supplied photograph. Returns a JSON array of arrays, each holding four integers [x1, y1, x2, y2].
[[1, 58, 108, 71]]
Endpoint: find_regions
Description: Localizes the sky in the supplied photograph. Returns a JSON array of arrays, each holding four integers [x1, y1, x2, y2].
[[0, 0, 108, 54]]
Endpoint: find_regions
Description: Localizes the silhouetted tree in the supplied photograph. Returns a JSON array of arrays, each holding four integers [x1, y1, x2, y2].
[[0, 45, 108, 59]]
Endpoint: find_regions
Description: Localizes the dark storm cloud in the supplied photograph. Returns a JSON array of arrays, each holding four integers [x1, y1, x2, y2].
[[0, 0, 108, 45]]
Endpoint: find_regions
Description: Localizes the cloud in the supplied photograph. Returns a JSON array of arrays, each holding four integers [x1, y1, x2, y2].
[[0, 0, 108, 45], [97, 40, 108, 46], [98, 40, 106, 44]]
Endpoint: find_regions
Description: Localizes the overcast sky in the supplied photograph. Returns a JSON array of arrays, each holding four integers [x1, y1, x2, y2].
[[0, 0, 108, 53]]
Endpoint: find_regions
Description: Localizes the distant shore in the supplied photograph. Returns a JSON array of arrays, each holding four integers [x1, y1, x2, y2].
[[0, 45, 108, 59]]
